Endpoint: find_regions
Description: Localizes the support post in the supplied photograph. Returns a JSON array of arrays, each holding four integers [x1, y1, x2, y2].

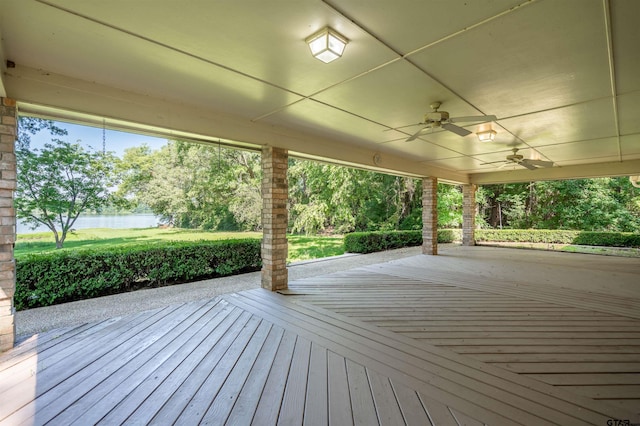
[[422, 177, 438, 255], [462, 184, 477, 246], [0, 98, 16, 352], [261, 146, 288, 291]]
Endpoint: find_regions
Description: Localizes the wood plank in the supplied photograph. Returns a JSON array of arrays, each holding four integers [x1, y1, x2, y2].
[[391, 380, 433, 425], [143, 310, 254, 426], [303, 342, 328, 426], [228, 294, 525, 425], [558, 385, 640, 399], [0, 310, 157, 394], [29, 299, 227, 425], [469, 353, 640, 363], [75, 304, 243, 426], [328, 350, 354, 426], [418, 338, 640, 346], [118, 305, 245, 425], [92, 307, 251, 425], [277, 336, 311, 426], [0, 320, 115, 371], [366, 368, 406, 426], [250, 331, 298, 426], [403, 331, 640, 339], [223, 326, 286, 426], [525, 373, 640, 386], [387, 325, 640, 332], [289, 265, 640, 423], [346, 358, 379, 426], [445, 345, 640, 354], [254, 290, 640, 422], [494, 362, 640, 374], [118, 306, 249, 425], [371, 266, 640, 319], [200, 321, 273, 423], [418, 393, 459, 426], [228, 291, 615, 425], [604, 399, 640, 415], [450, 407, 486, 426], [166, 315, 263, 426], [1, 303, 188, 424]]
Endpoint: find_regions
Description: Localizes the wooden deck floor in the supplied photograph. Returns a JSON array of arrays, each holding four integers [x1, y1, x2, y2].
[[1, 252, 639, 425], [284, 257, 640, 420]]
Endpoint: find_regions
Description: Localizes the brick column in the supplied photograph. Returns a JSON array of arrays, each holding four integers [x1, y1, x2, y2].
[[261, 146, 288, 291], [462, 184, 477, 246], [0, 98, 17, 352], [422, 177, 438, 255]]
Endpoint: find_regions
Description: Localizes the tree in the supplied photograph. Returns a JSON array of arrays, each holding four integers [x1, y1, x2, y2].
[[16, 138, 115, 248], [477, 178, 640, 232], [288, 160, 426, 234], [16, 117, 68, 150], [116, 141, 262, 231]]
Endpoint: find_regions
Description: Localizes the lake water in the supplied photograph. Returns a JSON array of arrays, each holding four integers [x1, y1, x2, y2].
[[17, 214, 161, 234]]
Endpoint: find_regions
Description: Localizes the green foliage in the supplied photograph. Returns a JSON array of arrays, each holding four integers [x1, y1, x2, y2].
[[16, 117, 68, 150], [116, 141, 262, 231], [15, 239, 261, 310], [475, 229, 640, 247], [288, 160, 435, 234], [571, 231, 640, 247], [343, 228, 639, 254], [437, 184, 463, 228], [475, 229, 578, 244], [344, 230, 457, 253], [479, 178, 640, 232], [16, 124, 116, 248], [287, 235, 344, 261]]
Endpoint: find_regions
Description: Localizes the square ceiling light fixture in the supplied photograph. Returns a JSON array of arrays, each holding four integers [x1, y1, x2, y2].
[[306, 27, 348, 63], [476, 127, 497, 142]]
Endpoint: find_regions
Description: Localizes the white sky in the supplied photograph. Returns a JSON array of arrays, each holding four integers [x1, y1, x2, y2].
[[26, 120, 168, 158]]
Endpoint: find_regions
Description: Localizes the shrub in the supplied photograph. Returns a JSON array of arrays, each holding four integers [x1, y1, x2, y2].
[[571, 231, 640, 247], [343, 228, 639, 254], [344, 230, 457, 253], [15, 239, 261, 310], [475, 229, 577, 244], [475, 229, 640, 247]]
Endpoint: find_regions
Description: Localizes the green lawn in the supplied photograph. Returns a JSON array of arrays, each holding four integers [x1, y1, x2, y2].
[[15, 228, 345, 262]]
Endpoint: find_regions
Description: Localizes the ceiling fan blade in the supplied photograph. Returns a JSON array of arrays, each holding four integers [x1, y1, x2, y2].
[[442, 122, 471, 137], [449, 115, 497, 123], [519, 161, 538, 170], [406, 127, 427, 142], [497, 162, 510, 169], [480, 160, 507, 165], [384, 123, 423, 132], [527, 159, 554, 168]]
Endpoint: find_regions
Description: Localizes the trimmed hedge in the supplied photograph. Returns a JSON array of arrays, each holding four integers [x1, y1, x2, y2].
[[344, 230, 457, 254], [344, 229, 639, 254], [476, 229, 640, 247], [15, 239, 261, 310], [475, 229, 577, 244]]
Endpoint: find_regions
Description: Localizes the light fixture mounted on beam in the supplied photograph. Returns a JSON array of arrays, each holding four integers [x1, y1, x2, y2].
[[306, 26, 348, 63], [476, 127, 497, 142]]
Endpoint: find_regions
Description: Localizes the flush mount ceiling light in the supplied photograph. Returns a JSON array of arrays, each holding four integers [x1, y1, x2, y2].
[[476, 128, 497, 142], [306, 27, 348, 63]]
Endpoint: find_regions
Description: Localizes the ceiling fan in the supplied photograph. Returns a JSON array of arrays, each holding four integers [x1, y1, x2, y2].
[[406, 102, 497, 142], [481, 148, 554, 170]]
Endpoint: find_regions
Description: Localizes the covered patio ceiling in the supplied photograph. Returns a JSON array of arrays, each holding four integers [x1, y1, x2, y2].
[[1, 0, 639, 184]]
